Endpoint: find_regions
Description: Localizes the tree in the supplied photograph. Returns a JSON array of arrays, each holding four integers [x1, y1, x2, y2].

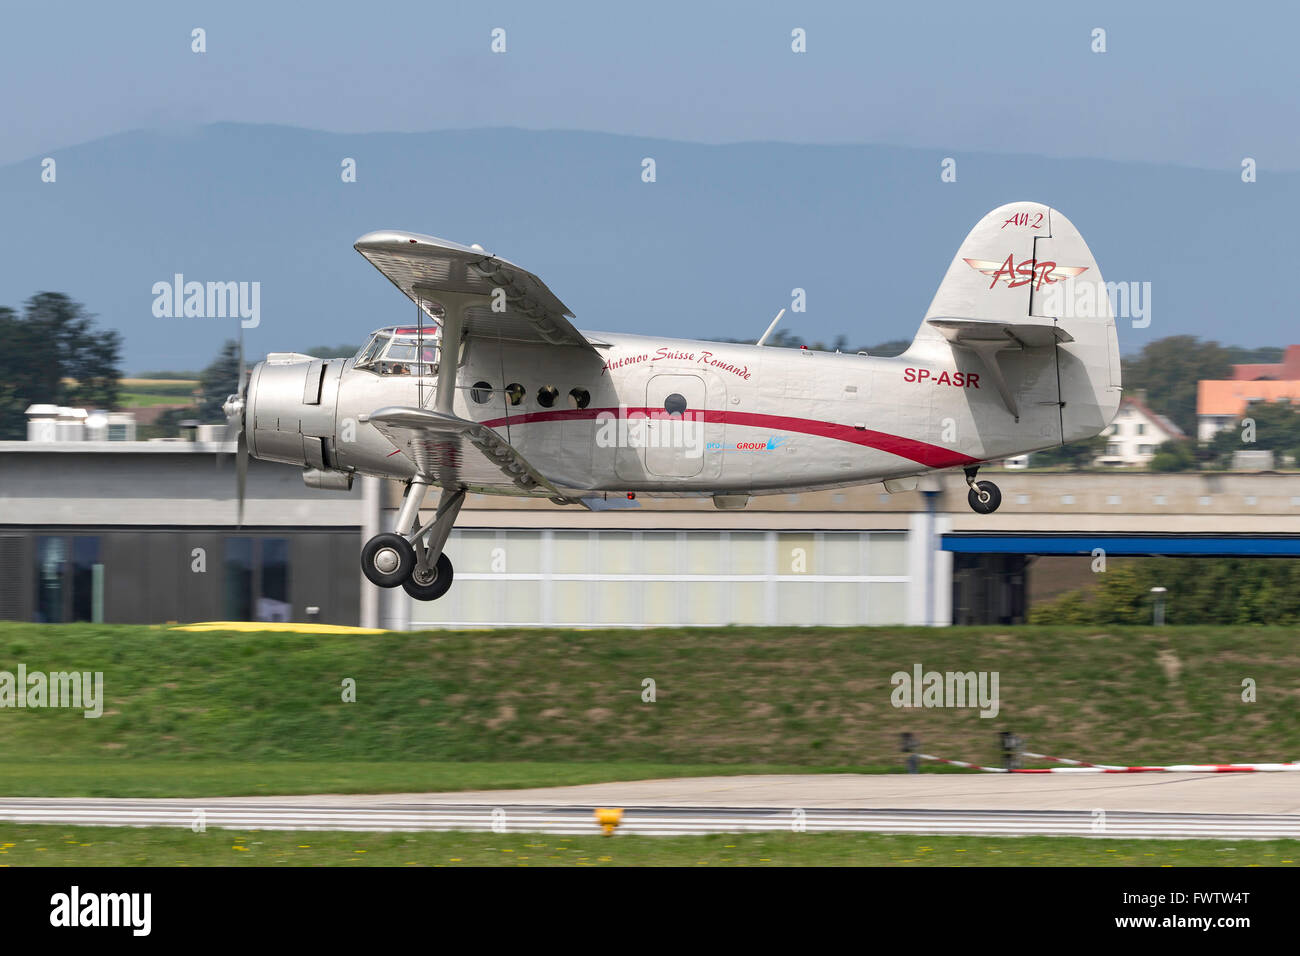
[[1027, 433, 1106, 469], [196, 340, 244, 423], [305, 344, 362, 358], [1223, 345, 1284, 367], [1120, 336, 1233, 436], [1205, 401, 1300, 468], [1031, 557, 1300, 625], [1149, 438, 1196, 472], [0, 293, 123, 439]]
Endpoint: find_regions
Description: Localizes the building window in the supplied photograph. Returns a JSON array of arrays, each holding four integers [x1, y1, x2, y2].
[[1139, 444, 1153, 455], [34, 536, 65, 623], [32, 536, 102, 623], [224, 538, 254, 621], [71, 537, 101, 623], [224, 537, 292, 622], [1136, 423, 1146, 435], [259, 538, 291, 622]]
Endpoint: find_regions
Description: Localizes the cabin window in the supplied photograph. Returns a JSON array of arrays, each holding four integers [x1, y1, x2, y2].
[[470, 381, 493, 404], [569, 387, 591, 409], [537, 385, 559, 408], [505, 383, 525, 406], [664, 392, 687, 416]]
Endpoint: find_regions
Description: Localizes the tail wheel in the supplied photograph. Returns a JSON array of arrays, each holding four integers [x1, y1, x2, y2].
[[968, 480, 1002, 515], [402, 552, 454, 601], [361, 533, 416, 588]]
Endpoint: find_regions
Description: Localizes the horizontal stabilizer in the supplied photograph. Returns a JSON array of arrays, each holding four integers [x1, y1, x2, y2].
[[927, 317, 1073, 349], [926, 317, 1073, 423]]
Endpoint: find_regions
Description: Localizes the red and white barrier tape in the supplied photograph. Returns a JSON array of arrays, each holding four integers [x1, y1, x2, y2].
[[918, 753, 1300, 774], [917, 754, 1008, 773], [1019, 751, 1120, 769]]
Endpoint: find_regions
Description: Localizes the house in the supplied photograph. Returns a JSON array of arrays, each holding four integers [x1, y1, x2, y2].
[[1197, 379, 1300, 442], [1230, 345, 1300, 381], [1096, 393, 1184, 467]]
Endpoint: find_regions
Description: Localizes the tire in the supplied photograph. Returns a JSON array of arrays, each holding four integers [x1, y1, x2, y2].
[[402, 552, 454, 601], [968, 480, 1002, 515], [361, 533, 416, 588]]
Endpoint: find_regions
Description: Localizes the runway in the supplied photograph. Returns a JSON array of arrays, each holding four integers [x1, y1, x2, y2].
[[1, 800, 1297, 839], [2, 774, 1298, 839]]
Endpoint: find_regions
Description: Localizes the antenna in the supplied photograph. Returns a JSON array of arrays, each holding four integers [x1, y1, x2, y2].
[[756, 308, 786, 347]]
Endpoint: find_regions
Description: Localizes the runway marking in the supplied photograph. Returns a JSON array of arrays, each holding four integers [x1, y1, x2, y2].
[[1, 800, 1297, 839]]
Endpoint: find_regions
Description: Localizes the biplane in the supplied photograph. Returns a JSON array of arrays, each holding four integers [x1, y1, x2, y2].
[[223, 201, 1120, 600]]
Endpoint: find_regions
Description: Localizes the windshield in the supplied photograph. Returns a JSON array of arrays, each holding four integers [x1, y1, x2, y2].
[[355, 329, 439, 375], [355, 334, 389, 368]]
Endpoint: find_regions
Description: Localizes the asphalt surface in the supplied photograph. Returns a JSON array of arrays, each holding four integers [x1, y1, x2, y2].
[[2, 773, 1298, 838]]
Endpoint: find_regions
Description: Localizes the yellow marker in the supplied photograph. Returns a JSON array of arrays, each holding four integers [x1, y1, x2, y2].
[[171, 621, 388, 635], [594, 807, 623, 836]]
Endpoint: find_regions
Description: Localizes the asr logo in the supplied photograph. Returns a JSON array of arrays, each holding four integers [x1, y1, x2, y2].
[[963, 254, 1088, 291]]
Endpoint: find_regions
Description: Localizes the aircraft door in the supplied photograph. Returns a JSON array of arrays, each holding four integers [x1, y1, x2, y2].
[[644, 373, 724, 480]]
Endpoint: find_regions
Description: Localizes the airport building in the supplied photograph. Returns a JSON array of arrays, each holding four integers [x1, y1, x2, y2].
[[0, 440, 366, 626], [4, 434, 1300, 629]]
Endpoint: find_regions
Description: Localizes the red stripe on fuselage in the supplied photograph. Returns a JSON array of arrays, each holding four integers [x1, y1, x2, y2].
[[480, 406, 979, 469]]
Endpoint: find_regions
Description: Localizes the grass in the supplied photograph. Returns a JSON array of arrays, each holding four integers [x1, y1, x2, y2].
[[1, 622, 1298, 797], [116, 392, 195, 408], [1, 825, 1297, 866], [118, 379, 199, 393]]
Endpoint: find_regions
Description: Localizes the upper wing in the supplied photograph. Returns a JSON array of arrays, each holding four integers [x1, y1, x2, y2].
[[363, 406, 562, 496], [354, 230, 598, 352]]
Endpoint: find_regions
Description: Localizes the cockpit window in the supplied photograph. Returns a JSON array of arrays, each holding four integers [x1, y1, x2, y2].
[[355, 334, 389, 369], [355, 328, 440, 375]]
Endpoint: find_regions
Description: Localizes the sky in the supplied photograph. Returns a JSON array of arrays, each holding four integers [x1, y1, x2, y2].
[[2, 0, 1297, 170]]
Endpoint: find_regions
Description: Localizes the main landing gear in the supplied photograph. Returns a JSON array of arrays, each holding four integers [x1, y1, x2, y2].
[[964, 465, 1002, 515], [361, 478, 465, 601]]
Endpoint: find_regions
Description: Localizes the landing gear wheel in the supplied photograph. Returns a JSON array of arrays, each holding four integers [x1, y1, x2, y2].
[[968, 480, 1002, 514], [402, 553, 454, 601], [361, 533, 416, 588]]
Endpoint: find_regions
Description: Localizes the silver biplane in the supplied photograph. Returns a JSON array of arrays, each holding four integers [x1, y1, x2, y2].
[[223, 201, 1121, 601]]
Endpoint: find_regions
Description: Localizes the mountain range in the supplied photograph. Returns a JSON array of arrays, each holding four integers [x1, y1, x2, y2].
[[0, 124, 1292, 371]]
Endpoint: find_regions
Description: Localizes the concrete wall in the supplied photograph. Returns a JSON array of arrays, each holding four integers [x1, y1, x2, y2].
[[0, 442, 363, 527]]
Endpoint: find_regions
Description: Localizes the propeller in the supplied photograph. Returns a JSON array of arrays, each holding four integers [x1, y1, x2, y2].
[[221, 333, 249, 527]]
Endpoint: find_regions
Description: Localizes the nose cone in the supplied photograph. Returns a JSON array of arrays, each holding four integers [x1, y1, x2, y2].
[[246, 358, 341, 467], [221, 393, 244, 425]]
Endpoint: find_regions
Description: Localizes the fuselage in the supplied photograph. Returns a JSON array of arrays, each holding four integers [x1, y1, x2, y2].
[[247, 327, 1069, 499]]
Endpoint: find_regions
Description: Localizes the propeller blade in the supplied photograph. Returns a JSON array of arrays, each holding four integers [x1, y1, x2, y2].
[[221, 334, 251, 523], [238, 329, 247, 399], [236, 426, 248, 528]]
